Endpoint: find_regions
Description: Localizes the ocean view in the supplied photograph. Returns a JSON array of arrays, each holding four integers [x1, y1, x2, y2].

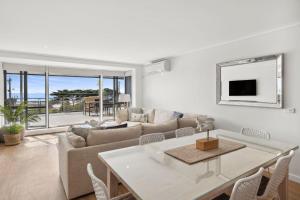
[[10, 93, 55, 100]]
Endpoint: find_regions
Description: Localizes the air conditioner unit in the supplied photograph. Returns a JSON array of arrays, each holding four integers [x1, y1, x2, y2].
[[144, 59, 170, 76]]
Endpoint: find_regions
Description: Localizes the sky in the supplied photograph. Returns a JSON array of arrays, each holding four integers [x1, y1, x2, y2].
[[6, 74, 125, 99]]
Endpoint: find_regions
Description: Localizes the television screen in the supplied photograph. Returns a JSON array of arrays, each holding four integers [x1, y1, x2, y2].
[[229, 79, 256, 96]]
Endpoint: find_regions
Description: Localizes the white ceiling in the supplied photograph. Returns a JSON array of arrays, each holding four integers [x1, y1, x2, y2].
[[0, 0, 299, 64]]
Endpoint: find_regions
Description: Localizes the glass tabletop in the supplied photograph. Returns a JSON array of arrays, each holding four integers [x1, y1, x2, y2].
[[99, 129, 298, 200]]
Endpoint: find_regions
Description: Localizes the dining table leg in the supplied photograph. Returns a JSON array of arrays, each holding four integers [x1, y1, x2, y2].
[[278, 171, 289, 200], [107, 168, 119, 198]]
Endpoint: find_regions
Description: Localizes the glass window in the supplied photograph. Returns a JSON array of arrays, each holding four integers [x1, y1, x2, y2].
[[27, 74, 46, 129], [118, 78, 125, 95], [4, 69, 132, 130], [5, 73, 21, 106], [103, 77, 114, 120], [48, 75, 100, 127]]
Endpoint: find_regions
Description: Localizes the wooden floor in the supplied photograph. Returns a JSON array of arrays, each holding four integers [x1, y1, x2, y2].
[[0, 134, 95, 200], [0, 134, 299, 200]]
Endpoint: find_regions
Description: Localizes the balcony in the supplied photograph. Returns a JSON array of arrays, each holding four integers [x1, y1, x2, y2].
[[8, 95, 126, 129]]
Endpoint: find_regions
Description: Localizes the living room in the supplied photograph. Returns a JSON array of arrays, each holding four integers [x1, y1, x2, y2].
[[0, 1, 300, 200]]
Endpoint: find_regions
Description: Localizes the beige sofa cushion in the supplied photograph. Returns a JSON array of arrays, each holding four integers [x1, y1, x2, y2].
[[178, 118, 197, 128], [66, 132, 86, 148], [142, 119, 178, 135], [87, 125, 142, 146], [183, 113, 208, 122], [153, 109, 176, 124], [116, 109, 129, 124]]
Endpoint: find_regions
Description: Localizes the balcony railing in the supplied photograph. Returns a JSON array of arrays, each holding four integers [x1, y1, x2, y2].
[[6, 93, 126, 116]]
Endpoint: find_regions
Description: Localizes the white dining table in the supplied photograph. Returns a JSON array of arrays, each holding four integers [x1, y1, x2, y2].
[[98, 129, 298, 200]]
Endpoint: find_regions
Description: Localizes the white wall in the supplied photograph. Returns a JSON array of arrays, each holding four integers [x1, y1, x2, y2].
[[142, 25, 300, 182]]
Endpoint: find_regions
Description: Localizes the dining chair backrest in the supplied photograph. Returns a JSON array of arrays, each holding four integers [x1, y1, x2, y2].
[[139, 133, 165, 145], [230, 167, 264, 200], [87, 163, 110, 200], [258, 150, 295, 200], [175, 127, 195, 138], [241, 128, 271, 140]]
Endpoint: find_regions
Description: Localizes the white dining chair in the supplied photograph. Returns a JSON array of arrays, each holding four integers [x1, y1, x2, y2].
[[241, 128, 271, 140], [175, 127, 195, 138], [257, 150, 295, 200], [87, 163, 134, 200], [213, 168, 264, 200], [139, 133, 165, 145]]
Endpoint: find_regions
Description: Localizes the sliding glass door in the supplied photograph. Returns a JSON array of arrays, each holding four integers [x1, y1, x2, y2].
[[48, 75, 100, 127], [5, 73, 22, 107], [4, 72, 47, 129], [102, 76, 127, 120], [25, 74, 47, 129], [102, 77, 114, 120], [3, 70, 132, 129]]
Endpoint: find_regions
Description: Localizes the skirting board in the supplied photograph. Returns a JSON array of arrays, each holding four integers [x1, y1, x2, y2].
[[289, 173, 300, 183], [25, 126, 68, 136]]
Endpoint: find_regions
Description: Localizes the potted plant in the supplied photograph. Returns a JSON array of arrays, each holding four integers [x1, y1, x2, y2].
[[0, 102, 40, 146]]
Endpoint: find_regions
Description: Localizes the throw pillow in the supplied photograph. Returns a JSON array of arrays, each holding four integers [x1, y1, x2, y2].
[[143, 108, 155, 123], [153, 109, 176, 124], [88, 120, 98, 127], [128, 107, 143, 121], [173, 111, 184, 119], [68, 124, 93, 140], [131, 113, 148, 123], [116, 109, 129, 124], [66, 132, 86, 148]]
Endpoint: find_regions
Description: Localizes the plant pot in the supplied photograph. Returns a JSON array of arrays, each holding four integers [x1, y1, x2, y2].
[[4, 133, 21, 146], [0, 128, 5, 143]]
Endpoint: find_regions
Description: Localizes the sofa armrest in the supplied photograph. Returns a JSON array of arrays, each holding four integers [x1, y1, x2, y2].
[[57, 134, 75, 199], [58, 133, 139, 199]]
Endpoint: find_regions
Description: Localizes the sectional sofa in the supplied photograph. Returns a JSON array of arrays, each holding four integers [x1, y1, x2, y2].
[[58, 108, 214, 199]]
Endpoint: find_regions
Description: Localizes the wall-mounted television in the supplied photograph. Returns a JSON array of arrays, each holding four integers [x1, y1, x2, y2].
[[229, 79, 256, 96]]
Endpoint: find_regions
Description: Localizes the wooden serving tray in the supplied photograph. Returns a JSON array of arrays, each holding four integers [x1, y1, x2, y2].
[[165, 139, 246, 164]]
